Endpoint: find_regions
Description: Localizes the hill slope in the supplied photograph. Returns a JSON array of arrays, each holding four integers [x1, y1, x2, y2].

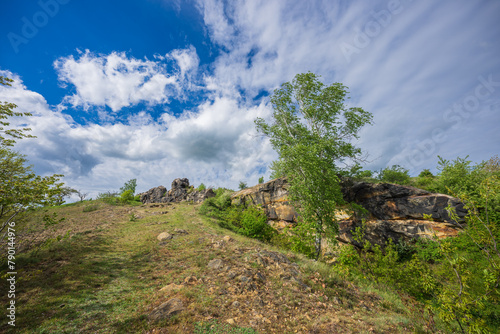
[[1, 201, 428, 333]]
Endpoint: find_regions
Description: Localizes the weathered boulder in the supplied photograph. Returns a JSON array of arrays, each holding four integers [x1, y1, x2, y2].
[[231, 178, 297, 223], [140, 178, 215, 204], [231, 177, 467, 247], [148, 298, 184, 321], [340, 180, 467, 222], [337, 179, 467, 247], [140, 185, 167, 204]]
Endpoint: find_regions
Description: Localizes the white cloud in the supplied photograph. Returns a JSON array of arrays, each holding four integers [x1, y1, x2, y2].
[[2, 0, 500, 202], [54, 47, 200, 112], [0, 70, 275, 198], [195, 0, 500, 174]]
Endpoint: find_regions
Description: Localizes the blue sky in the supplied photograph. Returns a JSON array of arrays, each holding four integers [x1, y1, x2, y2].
[[1, 0, 499, 199]]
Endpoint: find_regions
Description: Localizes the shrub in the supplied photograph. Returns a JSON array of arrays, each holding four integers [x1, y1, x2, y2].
[[377, 165, 411, 185], [120, 189, 134, 202], [197, 183, 206, 191], [238, 206, 276, 242], [418, 169, 434, 178], [238, 181, 247, 190], [96, 191, 119, 204]]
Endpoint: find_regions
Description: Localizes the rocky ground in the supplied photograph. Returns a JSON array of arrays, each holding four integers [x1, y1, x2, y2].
[[0, 201, 427, 334]]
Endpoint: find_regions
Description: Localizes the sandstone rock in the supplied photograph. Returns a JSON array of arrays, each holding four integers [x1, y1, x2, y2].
[[159, 283, 182, 293], [183, 276, 197, 285], [222, 235, 233, 242], [148, 298, 184, 321], [341, 180, 467, 222], [234, 177, 467, 248], [157, 232, 173, 241], [208, 259, 224, 270]]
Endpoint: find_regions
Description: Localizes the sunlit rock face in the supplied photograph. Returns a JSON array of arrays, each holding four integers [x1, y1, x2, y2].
[[231, 177, 467, 247]]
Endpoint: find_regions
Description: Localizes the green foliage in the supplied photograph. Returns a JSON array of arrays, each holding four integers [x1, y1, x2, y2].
[[133, 194, 141, 202], [337, 168, 500, 333], [0, 147, 64, 236], [120, 178, 137, 195], [238, 181, 247, 190], [238, 206, 276, 242], [197, 183, 206, 191], [377, 165, 411, 185], [258, 176, 264, 184], [419, 169, 434, 178], [42, 212, 66, 227], [96, 191, 120, 205], [120, 189, 134, 202], [0, 76, 35, 147], [199, 188, 276, 242], [199, 188, 233, 220], [255, 72, 373, 259]]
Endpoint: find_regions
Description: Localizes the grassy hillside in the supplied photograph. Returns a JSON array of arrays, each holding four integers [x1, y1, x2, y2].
[[0, 200, 441, 333]]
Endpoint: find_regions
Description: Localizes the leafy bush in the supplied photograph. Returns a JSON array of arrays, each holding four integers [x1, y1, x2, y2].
[[199, 188, 276, 242], [238, 206, 275, 242], [197, 183, 206, 191], [377, 165, 411, 185], [96, 191, 119, 204], [238, 181, 247, 190], [133, 194, 141, 202], [258, 176, 264, 184], [418, 169, 434, 178], [120, 189, 134, 202]]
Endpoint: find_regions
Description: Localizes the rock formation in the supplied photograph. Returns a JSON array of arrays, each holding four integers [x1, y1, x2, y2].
[[140, 178, 215, 204], [231, 177, 467, 247]]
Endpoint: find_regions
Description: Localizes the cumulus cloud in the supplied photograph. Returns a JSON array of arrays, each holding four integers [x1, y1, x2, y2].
[[195, 0, 500, 174], [0, 70, 275, 198], [54, 47, 200, 112], [2, 0, 500, 201]]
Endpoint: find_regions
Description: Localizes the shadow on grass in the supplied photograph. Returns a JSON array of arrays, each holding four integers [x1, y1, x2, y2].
[[0, 226, 157, 334]]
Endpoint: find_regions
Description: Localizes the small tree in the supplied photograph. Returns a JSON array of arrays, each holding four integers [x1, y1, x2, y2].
[[120, 179, 137, 195], [255, 72, 372, 259], [238, 181, 247, 190], [258, 176, 265, 184], [76, 189, 89, 202], [0, 148, 63, 236], [0, 76, 64, 237]]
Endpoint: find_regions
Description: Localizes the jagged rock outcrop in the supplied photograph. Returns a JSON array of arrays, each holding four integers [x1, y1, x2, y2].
[[337, 179, 467, 247], [141, 178, 215, 204], [231, 177, 467, 247], [231, 178, 298, 224]]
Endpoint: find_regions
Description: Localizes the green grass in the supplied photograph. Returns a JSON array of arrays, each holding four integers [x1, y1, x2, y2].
[[0, 200, 446, 333]]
